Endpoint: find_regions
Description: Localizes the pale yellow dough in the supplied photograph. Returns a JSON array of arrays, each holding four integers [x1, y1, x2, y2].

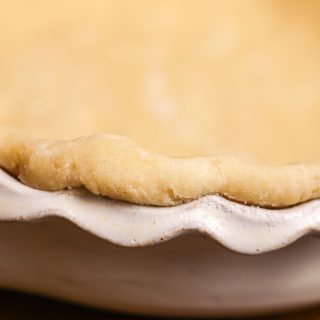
[[0, 129, 320, 207], [0, 1, 320, 207]]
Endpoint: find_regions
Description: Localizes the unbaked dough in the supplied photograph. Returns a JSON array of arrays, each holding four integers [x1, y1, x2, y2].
[[0, 1, 320, 207], [0, 128, 319, 207]]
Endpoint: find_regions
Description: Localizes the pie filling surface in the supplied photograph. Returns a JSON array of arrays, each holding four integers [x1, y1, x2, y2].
[[0, 1, 320, 207]]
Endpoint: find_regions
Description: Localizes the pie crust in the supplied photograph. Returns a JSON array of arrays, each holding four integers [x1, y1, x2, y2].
[[0, 1, 320, 207], [0, 128, 319, 207]]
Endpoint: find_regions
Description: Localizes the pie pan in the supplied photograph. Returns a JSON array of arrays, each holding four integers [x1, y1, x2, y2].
[[0, 168, 320, 317]]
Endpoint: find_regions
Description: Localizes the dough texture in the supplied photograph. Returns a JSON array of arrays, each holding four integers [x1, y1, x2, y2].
[[0, 129, 319, 207], [0, 1, 320, 207]]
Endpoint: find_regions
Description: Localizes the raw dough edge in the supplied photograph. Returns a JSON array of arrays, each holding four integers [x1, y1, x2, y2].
[[0, 127, 319, 207]]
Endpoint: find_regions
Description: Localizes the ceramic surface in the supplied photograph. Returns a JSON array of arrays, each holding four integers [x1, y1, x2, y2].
[[0, 169, 320, 317]]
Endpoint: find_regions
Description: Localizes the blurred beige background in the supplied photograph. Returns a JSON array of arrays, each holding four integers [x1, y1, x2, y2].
[[0, 0, 320, 163]]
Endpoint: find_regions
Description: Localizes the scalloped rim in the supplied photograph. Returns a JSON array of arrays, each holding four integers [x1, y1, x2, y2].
[[0, 169, 319, 254]]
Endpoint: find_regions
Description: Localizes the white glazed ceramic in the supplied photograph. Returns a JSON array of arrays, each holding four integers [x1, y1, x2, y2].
[[0, 169, 320, 317]]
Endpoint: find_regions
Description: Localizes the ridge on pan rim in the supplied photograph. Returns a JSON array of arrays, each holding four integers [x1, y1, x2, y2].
[[0, 169, 319, 255]]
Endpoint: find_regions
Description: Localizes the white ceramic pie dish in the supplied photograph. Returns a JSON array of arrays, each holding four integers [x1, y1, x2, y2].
[[0, 168, 320, 317]]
